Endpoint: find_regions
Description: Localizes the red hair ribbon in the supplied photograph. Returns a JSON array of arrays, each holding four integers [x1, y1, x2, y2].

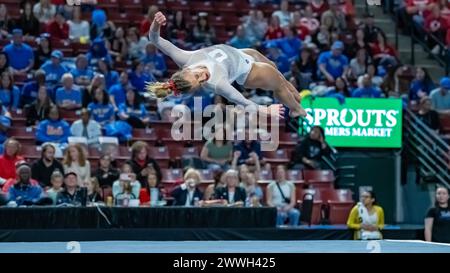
[[167, 79, 180, 96]]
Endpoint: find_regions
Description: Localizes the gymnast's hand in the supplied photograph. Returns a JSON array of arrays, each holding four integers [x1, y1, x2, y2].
[[153, 11, 167, 27]]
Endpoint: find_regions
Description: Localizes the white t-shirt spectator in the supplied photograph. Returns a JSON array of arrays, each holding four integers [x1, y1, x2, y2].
[[68, 20, 90, 41], [267, 181, 295, 207]]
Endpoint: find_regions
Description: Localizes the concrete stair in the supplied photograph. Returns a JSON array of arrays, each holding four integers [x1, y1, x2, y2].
[[354, 0, 446, 81]]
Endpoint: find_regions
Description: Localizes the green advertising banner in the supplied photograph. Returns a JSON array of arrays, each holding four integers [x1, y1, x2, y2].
[[301, 98, 403, 148]]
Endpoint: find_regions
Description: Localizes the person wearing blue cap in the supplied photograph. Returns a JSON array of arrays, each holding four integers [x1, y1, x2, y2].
[[3, 29, 35, 74], [40, 50, 68, 85], [317, 40, 349, 83], [429, 77, 450, 111]]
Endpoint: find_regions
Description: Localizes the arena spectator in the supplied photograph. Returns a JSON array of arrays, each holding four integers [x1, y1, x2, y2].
[[68, 6, 90, 42], [31, 143, 64, 188], [141, 171, 163, 205], [352, 74, 383, 98], [127, 141, 162, 187], [265, 15, 284, 40], [46, 171, 64, 204], [17, 1, 40, 37], [84, 177, 102, 203], [313, 25, 331, 50], [167, 10, 191, 48], [425, 185, 450, 243], [70, 108, 102, 145], [409, 67, 436, 102], [21, 70, 46, 107], [0, 4, 13, 36], [192, 13, 216, 48], [204, 170, 226, 201], [97, 58, 119, 90], [311, 0, 329, 18], [267, 26, 302, 61], [265, 45, 290, 74], [242, 172, 263, 207], [112, 163, 141, 200], [63, 143, 91, 186], [41, 50, 68, 85], [300, 5, 320, 35], [424, 5, 448, 54], [0, 71, 20, 110], [24, 86, 54, 126], [3, 29, 35, 74], [430, 77, 450, 111], [87, 37, 112, 67], [318, 41, 349, 83], [357, 63, 383, 88], [348, 48, 370, 81], [405, 0, 436, 29], [266, 165, 300, 226], [359, 13, 382, 44], [56, 171, 84, 205], [87, 87, 115, 126], [243, 10, 267, 44], [214, 169, 246, 207], [141, 43, 167, 79], [89, 9, 114, 41], [118, 87, 150, 128], [371, 32, 398, 67], [171, 168, 204, 207], [108, 27, 128, 62], [347, 190, 384, 240], [233, 131, 262, 166], [126, 27, 148, 60], [291, 126, 332, 170], [33, 0, 56, 24], [108, 71, 130, 110], [0, 111, 11, 155], [416, 96, 440, 132], [321, 1, 347, 32], [140, 5, 158, 37], [228, 25, 254, 49], [7, 163, 50, 206], [70, 54, 94, 87], [129, 60, 156, 93], [46, 11, 69, 40], [34, 33, 52, 69], [55, 73, 82, 109], [36, 106, 70, 145], [347, 28, 372, 60], [200, 126, 233, 170], [272, 0, 292, 27], [94, 154, 119, 188], [326, 77, 351, 99], [0, 52, 12, 75]]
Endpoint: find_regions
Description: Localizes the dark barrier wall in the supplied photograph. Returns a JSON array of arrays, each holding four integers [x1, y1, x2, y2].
[[337, 150, 400, 223]]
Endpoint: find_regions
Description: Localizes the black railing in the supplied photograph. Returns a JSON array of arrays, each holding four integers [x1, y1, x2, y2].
[[403, 108, 450, 187]]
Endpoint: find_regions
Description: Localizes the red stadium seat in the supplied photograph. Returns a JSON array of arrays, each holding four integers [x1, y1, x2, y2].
[[303, 170, 335, 189], [7, 127, 36, 145], [191, 1, 214, 13], [161, 168, 183, 183], [97, 0, 120, 10], [262, 149, 290, 164], [213, 2, 237, 14], [279, 132, 300, 148], [320, 189, 354, 224], [439, 113, 450, 134], [133, 128, 158, 143], [119, 0, 143, 13], [165, 0, 190, 12], [287, 169, 304, 183], [148, 146, 170, 168], [20, 144, 41, 161]]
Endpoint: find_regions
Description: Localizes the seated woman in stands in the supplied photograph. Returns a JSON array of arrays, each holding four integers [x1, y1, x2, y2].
[[118, 87, 150, 129], [25, 86, 54, 127], [36, 106, 70, 145], [200, 126, 233, 171], [347, 190, 385, 240], [87, 87, 115, 126], [241, 172, 263, 207], [63, 143, 91, 186], [112, 163, 141, 204]]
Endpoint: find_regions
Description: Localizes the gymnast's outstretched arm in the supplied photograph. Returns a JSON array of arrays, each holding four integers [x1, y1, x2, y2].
[[148, 12, 194, 67]]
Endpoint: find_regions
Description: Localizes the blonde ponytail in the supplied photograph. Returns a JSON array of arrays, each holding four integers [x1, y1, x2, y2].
[[145, 70, 193, 98], [145, 82, 173, 98]]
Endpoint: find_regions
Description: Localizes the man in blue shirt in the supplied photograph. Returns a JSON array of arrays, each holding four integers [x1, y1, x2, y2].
[[55, 73, 82, 109], [108, 72, 130, 110], [140, 43, 167, 78], [228, 25, 254, 49], [266, 27, 302, 61], [20, 69, 47, 107], [430, 77, 450, 112], [40, 50, 68, 85], [70, 54, 94, 87], [318, 41, 349, 83], [3, 29, 35, 74], [352, 74, 382, 98], [8, 163, 44, 206]]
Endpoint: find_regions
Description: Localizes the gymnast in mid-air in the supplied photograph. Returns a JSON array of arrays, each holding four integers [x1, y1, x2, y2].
[[146, 12, 307, 119]]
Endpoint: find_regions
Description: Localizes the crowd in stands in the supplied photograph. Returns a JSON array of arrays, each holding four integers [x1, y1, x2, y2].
[[0, 0, 448, 231]]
